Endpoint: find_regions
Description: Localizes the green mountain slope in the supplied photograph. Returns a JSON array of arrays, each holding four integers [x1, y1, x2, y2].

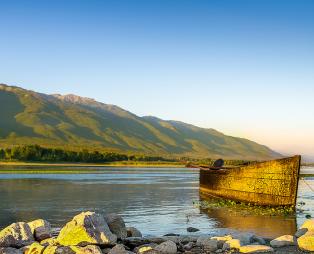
[[0, 84, 281, 160]]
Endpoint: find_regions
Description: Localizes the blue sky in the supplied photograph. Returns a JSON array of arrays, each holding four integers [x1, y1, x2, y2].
[[1, 0, 314, 158]]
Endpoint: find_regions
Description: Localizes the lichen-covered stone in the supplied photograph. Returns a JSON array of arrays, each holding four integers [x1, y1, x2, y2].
[[24, 242, 46, 254], [270, 235, 295, 247], [104, 214, 127, 240], [134, 244, 157, 254], [239, 245, 274, 253], [0, 248, 23, 254], [126, 228, 142, 238], [40, 238, 59, 247], [297, 230, 314, 252], [300, 219, 314, 231], [57, 212, 117, 246], [28, 219, 52, 242], [0, 222, 34, 248]]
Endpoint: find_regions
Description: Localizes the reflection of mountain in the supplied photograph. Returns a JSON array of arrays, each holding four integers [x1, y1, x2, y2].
[[199, 195, 297, 238]]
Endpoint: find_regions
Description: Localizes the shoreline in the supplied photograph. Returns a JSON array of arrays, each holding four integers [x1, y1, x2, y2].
[[0, 211, 312, 253], [0, 161, 185, 168]]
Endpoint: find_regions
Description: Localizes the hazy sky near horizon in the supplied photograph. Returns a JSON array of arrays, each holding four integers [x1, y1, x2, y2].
[[1, 0, 314, 157]]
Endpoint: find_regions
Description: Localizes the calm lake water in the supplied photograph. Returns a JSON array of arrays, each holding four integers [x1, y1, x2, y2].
[[0, 166, 313, 238]]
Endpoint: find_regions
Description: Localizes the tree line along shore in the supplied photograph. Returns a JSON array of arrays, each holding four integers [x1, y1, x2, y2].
[[0, 145, 251, 167]]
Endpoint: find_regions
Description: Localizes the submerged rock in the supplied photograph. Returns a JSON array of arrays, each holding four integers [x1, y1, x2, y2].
[[270, 235, 295, 247], [0, 222, 34, 248], [186, 227, 199, 233], [57, 211, 117, 246], [28, 219, 52, 242], [105, 214, 127, 240], [154, 241, 177, 254], [126, 228, 142, 238]]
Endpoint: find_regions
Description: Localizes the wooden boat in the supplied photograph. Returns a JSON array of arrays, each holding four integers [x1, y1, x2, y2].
[[199, 155, 301, 206]]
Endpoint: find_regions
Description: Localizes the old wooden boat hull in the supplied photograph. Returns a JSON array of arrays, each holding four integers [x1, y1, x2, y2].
[[199, 155, 301, 206]]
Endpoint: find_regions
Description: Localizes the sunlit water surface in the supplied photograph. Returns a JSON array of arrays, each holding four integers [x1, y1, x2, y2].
[[0, 166, 313, 238]]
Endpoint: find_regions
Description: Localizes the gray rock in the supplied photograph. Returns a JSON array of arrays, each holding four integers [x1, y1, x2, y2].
[[251, 235, 266, 245], [295, 228, 308, 238], [0, 248, 23, 254], [105, 214, 127, 240], [196, 236, 218, 251], [108, 244, 128, 254], [154, 241, 177, 254], [127, 228, 142, 238], [28, 219, 52, 242], [0, 222, 34, 248], [57, 211, 117, 246], [183, 242, 194, 251], [270, 235, 295, 247]]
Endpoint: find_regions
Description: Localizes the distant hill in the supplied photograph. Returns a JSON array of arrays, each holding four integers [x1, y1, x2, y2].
[[0, 84, 281, 160]]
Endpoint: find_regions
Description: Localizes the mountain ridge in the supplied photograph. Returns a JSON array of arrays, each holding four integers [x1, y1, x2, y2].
[[0, 83, 281, 160]]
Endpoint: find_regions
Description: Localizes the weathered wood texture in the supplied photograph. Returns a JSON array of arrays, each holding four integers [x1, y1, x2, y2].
[[200, 156, 301, 206]]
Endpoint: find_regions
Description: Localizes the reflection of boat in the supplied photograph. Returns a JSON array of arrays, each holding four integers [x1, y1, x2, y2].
[[200, 156, 301, 206], [199, 194, 297, 238]]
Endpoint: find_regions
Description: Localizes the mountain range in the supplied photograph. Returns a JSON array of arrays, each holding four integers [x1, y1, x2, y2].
[[0, 84, 281, 160]]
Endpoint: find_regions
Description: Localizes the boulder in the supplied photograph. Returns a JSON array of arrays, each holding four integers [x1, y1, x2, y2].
[[42, 245, 103, 254], [270, 235, 295, 247], [28, 219, 52, 242], [126, 228, 142, 238], [57, 211, 117, 246], [154, 241, 177, 254], [183, 242, 194, 251], [239, 245, 274, 253], [0, 248, 23, 254], [222, 239, 241, 250], [0, 222, 34, 248], [196, 236, 218, 251], [104, 214, 127, 240], [297, 230, 314, 252]]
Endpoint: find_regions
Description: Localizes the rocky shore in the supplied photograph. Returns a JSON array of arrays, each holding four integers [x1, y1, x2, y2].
[[0, 211, 313, 254]]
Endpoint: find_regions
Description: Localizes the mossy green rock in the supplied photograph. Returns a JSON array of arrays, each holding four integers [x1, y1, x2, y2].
[[0, 222, 34, 248], [57, 212, 117, 246]]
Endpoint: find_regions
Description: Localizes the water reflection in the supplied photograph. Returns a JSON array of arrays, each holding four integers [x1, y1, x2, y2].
[[199, 194, 297, 238], [0, 167, 313, 238]]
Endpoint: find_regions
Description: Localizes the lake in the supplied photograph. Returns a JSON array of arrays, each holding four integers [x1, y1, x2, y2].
[[0, 166, 313, 238]]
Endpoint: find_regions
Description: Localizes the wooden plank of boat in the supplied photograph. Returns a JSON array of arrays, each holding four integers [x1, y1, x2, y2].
[[199, 155, 301, 206]]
